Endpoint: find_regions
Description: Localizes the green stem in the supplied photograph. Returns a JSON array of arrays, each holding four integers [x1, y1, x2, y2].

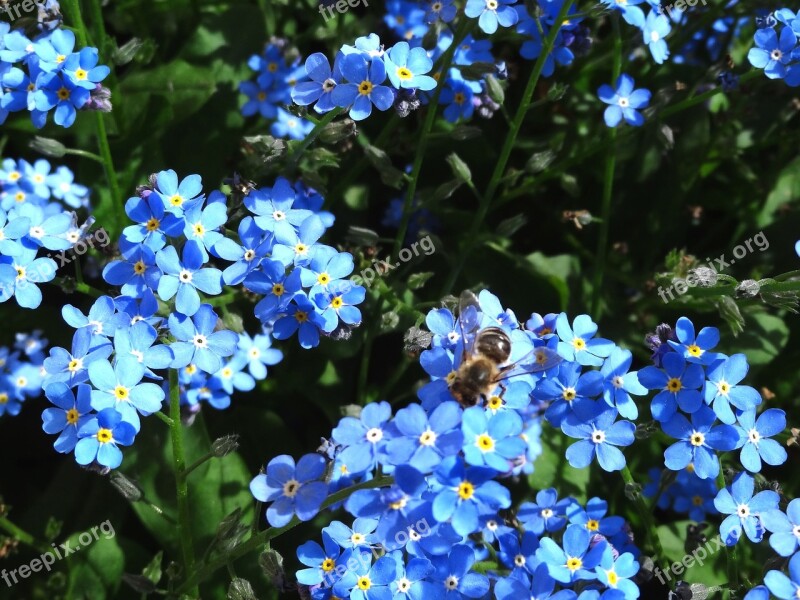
[[63, 148, 105, 164], [393, 18, 472, 256], [684, 279, 800, 299], [60, 0, 124, 235], [716, 469, 738, 596], [51, 277, 105, 298], [285, 107, 344, 175], [590, 16, 622, 318], [168, 369, 198, 595], [620, 465, 666, 565], [440, 0, 575, 296], [659, 69, 761, 119], [184, 451, 216, 478], [176, 475, 394, 595], [0, 516, 49, 553]]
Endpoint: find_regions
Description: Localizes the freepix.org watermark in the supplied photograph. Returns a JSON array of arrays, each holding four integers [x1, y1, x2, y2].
[[653, 534, 724, 584], [657, 231, 769, 303], [1, 520, 115, 587], [318, 0, 368, 22], [320, 517, 431, 589], [1, 0, 46, 22], [657, 0, 708, 19], [350, 235, 436, 289]]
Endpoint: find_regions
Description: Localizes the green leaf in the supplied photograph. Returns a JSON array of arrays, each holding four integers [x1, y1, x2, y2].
[[654, 521, 726, 586], [119, 60, 217, 122], [408, 272, 435, 290], [758, 156, 800, 227], [67, 531, 125, 599], [732, 311, 789, 365], [527, 426, 590, 503]]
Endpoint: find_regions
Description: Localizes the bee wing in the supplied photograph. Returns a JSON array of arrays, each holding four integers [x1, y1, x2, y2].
[[494, 346, 562, 382], [456, 289, 482, 359]]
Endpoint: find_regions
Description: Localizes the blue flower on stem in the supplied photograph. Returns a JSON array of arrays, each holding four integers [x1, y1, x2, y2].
[[333, 552, 398, 600], [250, 453, 329, 527], [642, 11, 671, 64], [167, 304, 238, 374], [461, 406, 526, 472], [704, 354, 762, 424], [0, 245, 57, 309], [637, 352, 704, 422], [662, 405, 738, 479], [561, 406, 635, 472], [236, 332, 283, 380], [668, 317, 722, 365], [518, 488, 572, 535], [441, 76, 475, 122], [247, 261, 303, 323], [763, 498, 800, 558], [215, 217, 272, 285], [296, 531, 343, 586], [595, 548, 640, 600], [714, 471, 779, 545], [597, 74, 651, 128], [102, 239, 160, 296], [536, 523, 607, 584], [734, 408, 787, 473], [122, 193, 183, 251], [273, 294, 331, 349], [765, 552, 800, 599], [313, 280, 366, 330], [385, 401, 463, 473], [748, 25, 797, 79], [331, 401, 394, 475], [62, 295, 127, 339], [88, 356, 165, 431], [271, 107, 314, 140], [429, 544, 489, 599], [156, 240, 223, 317], [42, 328, 111, 387], [155, 169, 204, 216], [332, 53, 395, 121], [62, 47, 110, 89], [383, 42, 437, 91], [42, 382, 93, 453], [535, 361, 603, 428], [567, 497, 625, 537], [113, 321, 174, 375], [75, 407, 137, 469], [182, 200, 228, 262], [465, 0, 518, 34], [600, 347, 648, 420], [292, 52, 343, 114], [35, 72, 90, 127], [431, 456, 511, 536], [555, 313, 614, 367]]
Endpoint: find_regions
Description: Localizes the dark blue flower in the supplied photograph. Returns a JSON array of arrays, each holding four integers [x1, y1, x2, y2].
[[42, 382, 93, 453], [429, 544, 489, 599], [332, 53, 395, 121], [250, 453, 329, 527], [518, 488, 573, 535], [74, 407, 137, 469], [430, 456, 511, 536], [167, 304, 238, 374], [663, 405, 739, 480], [561, 405, 635, 472], [536, 523, 606, 584], [637, 352, 704, 422], [714, 471, 779, 545], [597, 74, 651, 127]]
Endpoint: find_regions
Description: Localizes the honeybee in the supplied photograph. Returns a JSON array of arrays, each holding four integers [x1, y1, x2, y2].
[[449, 291, 562, 408]]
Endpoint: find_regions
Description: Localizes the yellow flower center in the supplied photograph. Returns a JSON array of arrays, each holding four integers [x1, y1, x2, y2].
[[572, 338, 586, 351], [185, 364, 197, 375], [0, 393, 8, 404], [321, 558, 335, 572], [294, 310, 309, 323], [74, 68, 88, 80], [272, 283, 285, 296], [67, 358, 82, 372], [687, 344, 703, 357], [15, 266, 25, 279], [667, 378, 682, 392], [295, 243, 308, 255], [97, 428, 113, 443], [66, 408, 79, 424], [454, 92, 465, 105], [330, 296, 344, 309], [566, 557, 582, 571], [133, 260, 146, 275], [717, 381, 730, 395], [14, 191, 25, 203], [607, 570, 619, 586], [358, 81, 374, 95], [586, 519, 600, 531], [692, 495, 704, 506], [396, 67, 413, 80], [169, 194, 184, 207], [446, 370, 458, 385], [257, 91, 267, 101], [690, 432, 705, 447], [357, 576, 371, 591], [146, 217, 160, 231], [193, 223, 205, 237], [476, 434, 495, 452], [562, 387, 577, 401], [8, 171, 20, 182], [317, 273, 330, 285], [457, 481, 474, 500], [114, 386, 129, 401], [487, 395, 503, 410], [57, 87, 70, 100]]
